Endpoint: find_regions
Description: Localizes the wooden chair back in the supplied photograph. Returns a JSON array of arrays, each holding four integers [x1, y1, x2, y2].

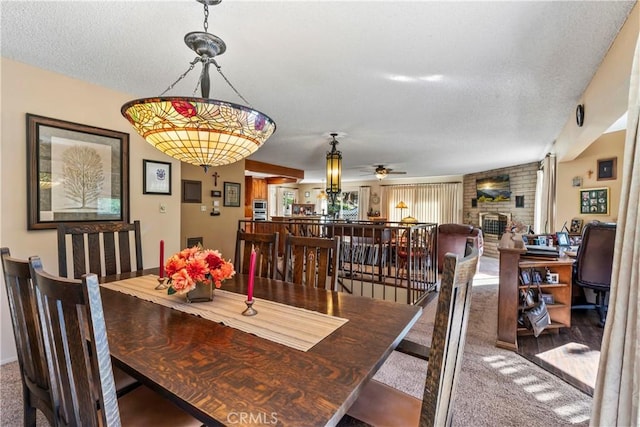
[[29, 256, 121, 427], [346, 246, 479, 427], [234, 230, 280, 280], [57, 221, 143, 278], [421, 246, 478, 425], [1, 248, 54, 426], [284, 235, 340, 290]]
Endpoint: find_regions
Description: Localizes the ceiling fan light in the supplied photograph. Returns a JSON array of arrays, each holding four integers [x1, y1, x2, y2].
[[375, 171, 387, 180]]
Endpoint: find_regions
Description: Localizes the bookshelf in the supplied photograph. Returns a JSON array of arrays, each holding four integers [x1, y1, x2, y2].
[[496, 246, 574, 351]]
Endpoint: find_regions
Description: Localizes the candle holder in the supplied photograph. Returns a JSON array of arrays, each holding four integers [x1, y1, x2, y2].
[[242, 300, 258, 316], [155, 277, 168, 290]]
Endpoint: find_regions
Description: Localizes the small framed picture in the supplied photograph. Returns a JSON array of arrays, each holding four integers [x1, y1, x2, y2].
[[570, 218, 583, 234], [541, 294, 555, 304], [182, 180, 202, 203], [223, 181, 241, 207], [547, 273, 559, 284], [556, 231, 570, 247], [211, 190, 222, 198], [580, 187, 609, 215], [597, 157, 617, 181], [143, 160, 171, 195]]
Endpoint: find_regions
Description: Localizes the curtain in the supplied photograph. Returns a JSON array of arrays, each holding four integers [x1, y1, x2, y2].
[[591, 37, 640, 427], [534, 168, 544, 233], [539, 153, 557, 233], [358, 186, 371, 220], [385, 183, 462, 224]]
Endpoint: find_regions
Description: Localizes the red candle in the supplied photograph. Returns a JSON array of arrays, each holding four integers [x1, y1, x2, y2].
[[247, 245, 256, 302], [159, 240, 165, 278]]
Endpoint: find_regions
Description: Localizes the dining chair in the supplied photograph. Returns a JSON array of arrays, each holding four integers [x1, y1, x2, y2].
[[234, 230, 280, 280], [346, 246, 479, 427], [57, 220, 143, 279], [28, 256, 202, 427], [284, 234, 340, 290], [1, 247, 54, 427]]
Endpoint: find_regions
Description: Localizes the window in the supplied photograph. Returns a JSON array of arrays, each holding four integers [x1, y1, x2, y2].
[[328, 191, 359, 220]]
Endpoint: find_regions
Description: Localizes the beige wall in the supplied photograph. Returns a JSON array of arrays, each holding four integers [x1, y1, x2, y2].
[[0, 58, 182, 362], [554, 3, 638, 162], [180, 162, 246, 261], [556, 131, 625, 227]]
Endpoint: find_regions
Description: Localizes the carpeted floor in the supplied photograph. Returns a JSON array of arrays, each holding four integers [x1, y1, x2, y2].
[[0, 257, 591, 426], [369, 257, 592, 426]]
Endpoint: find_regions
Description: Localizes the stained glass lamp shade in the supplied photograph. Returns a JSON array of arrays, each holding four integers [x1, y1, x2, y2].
[[120, 0, 275, 171], [121, 97, 275, 168]]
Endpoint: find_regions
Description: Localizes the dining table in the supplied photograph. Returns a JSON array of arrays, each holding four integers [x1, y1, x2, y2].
[[99, 269, 422, 426]]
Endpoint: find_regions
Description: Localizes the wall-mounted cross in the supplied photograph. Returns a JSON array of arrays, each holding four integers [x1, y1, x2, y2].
[[212, 172, 220, 187]]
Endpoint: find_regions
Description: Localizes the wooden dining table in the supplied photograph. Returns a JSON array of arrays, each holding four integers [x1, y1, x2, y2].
[[99, 269, 422, 426]]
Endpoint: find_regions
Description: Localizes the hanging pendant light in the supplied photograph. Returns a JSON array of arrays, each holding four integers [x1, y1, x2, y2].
[[121, 0, 276, 172], [325, 133, 342, 209]]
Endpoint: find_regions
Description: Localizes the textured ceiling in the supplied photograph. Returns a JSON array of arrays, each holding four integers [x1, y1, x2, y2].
[[1, 1, 635, 182]]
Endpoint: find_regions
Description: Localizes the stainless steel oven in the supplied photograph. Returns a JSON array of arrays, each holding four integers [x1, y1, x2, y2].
[[252, 199, 267, 221]]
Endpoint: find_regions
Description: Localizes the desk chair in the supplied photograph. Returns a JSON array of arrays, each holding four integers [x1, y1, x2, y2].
[[572, 221, 616, 326], [284, 235, 340, 290], [1, 248, 54, 427], [28, 257, 202, 427], [346, 247, 479, 427], [234, 230, 280, 279], [57, 221, 143, 279]]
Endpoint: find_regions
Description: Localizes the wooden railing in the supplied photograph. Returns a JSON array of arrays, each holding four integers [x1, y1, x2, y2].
[[238, 218, 438, 305]]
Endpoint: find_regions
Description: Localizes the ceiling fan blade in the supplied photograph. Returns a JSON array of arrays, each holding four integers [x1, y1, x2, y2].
[[387, 171, 407, 174]]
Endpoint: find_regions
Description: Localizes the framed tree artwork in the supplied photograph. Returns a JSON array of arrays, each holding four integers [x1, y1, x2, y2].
[[27, 114, 129, 230]]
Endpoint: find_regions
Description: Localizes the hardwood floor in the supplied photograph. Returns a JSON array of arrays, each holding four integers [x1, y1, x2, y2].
[[517, 307, 604, 396]]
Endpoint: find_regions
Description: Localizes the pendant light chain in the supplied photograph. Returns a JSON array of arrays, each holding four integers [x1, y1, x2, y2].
[[159, 58, 200, 96], [212, 59, 252, 107], [203, 3, 209, 32]]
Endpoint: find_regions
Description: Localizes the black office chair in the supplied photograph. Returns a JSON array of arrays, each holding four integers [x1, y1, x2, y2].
[[572, 221, 616, 326]]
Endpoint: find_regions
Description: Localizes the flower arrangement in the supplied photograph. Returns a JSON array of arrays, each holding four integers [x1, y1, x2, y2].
[[164, 245, 235, 295]]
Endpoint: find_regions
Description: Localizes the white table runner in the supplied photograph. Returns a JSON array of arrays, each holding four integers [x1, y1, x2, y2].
[[101, 275, 348, 351]]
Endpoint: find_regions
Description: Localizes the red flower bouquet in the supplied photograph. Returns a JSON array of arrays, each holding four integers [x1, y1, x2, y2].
[[164, 245, 235, 295]]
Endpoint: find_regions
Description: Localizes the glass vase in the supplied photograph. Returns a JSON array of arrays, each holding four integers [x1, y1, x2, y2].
[[186, 282, 214, 303]]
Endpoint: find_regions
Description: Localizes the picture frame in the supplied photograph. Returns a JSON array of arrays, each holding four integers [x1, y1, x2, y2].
[[223, 181, 241, 207], [27, 114, 129, 230], [597, 157, 617, 181], [541, 293, 555, 304], [570, 218, 584, 234], [211, 190, 222, 198], [580, 187, 609, 215], [547, 274, 559, 285], [143, 159, 171, 195], [556, 231, 571, 247], [182, 180, 202, 203]]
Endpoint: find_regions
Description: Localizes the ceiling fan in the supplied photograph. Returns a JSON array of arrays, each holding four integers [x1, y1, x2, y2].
[[371, 165, 407, 180]]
